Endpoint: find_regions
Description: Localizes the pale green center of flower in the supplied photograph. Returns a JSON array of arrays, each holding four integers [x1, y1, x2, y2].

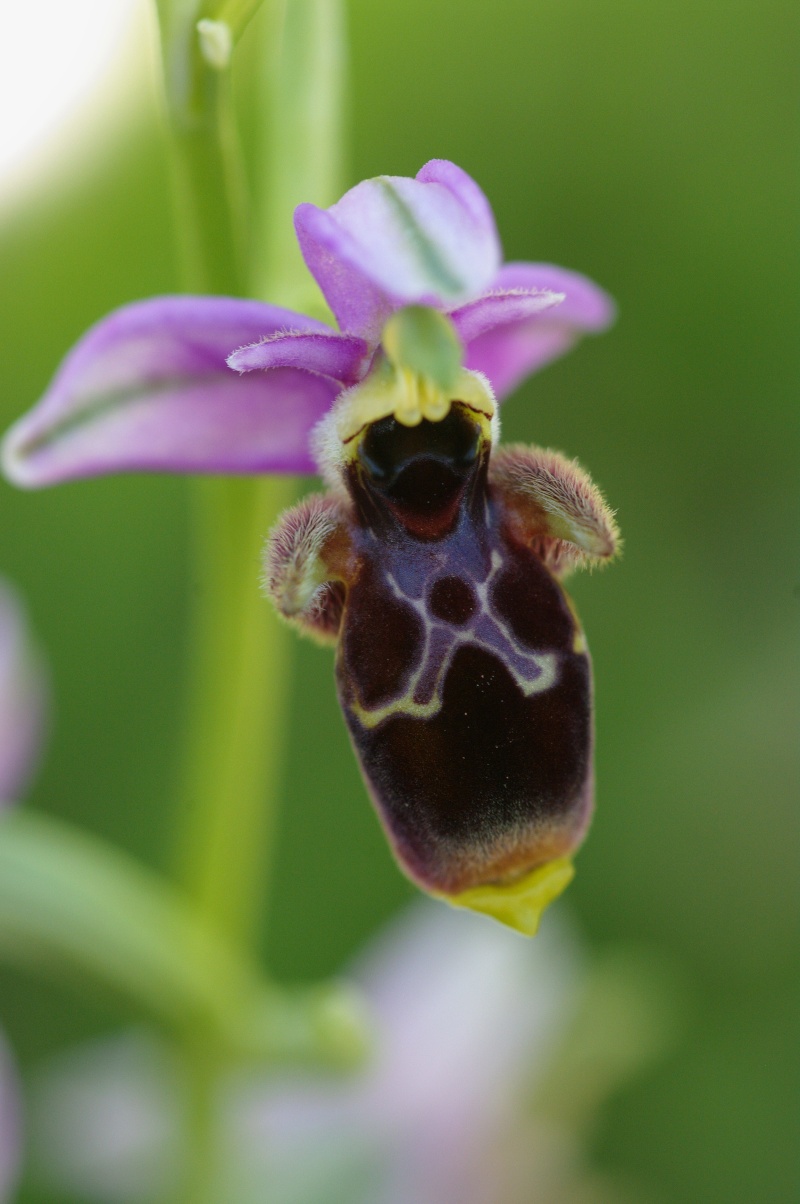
[[335, 305, 496, 444]]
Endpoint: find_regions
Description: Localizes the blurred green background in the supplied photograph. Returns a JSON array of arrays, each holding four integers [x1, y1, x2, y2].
[[0, 1, 797, 1200]]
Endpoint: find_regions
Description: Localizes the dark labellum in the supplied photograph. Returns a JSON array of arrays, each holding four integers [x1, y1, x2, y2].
[[336, 406, 593, 896]]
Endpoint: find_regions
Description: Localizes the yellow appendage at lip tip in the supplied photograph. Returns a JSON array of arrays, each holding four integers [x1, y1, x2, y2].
[[437, 857, 575, 936]]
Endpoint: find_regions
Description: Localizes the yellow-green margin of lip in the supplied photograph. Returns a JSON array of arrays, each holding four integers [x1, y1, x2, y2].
[[436, 857, 576, 936], [334, 305, 497, 445]]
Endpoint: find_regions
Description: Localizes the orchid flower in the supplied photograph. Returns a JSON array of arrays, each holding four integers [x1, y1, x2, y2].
[[2, 160, 618, 934]]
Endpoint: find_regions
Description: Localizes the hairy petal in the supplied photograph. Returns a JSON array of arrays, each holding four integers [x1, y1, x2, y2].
[[2, 296, 338, 486], [0, 582, 46, 807], [461, 263, 615, 398], [228, 329, 370, 384], [491, 443, 621, 575], [263, 491, 353, 644], [294, 160, 501, 344]]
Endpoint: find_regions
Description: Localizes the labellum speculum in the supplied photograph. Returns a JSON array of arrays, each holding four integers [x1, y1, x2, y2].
[[265, 308, 619, 934]]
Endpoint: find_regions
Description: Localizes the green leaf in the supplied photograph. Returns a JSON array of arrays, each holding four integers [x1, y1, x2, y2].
[[0, 810, 259, 1039], [0, 811, 371, 1067]]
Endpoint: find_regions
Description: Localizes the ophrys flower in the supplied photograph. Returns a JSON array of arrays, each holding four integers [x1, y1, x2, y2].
[[2, 160, 619, 933]]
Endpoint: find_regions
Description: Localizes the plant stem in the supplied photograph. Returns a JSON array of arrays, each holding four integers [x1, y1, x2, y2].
[[179, 474, 295, 950], [253, 0, 348, 311], [152, 6, 283, 1199], [155, 0, 248, 296], [153, 0, 348, 1195], [163, 0, 348, 955], [153, 0, 290, 954], [179, 1033, 223, 1204]]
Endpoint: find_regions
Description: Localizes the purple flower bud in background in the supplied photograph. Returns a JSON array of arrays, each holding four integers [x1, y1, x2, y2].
[[31, 903, 672, 1203], [31, 905, 581, 1203], [237, 904, 582, 1204], [0, 578, 47, 1201], [0, 580, 46, 808]]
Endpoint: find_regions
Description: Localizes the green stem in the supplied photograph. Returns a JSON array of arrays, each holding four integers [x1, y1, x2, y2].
[[153, 0, 289, 953], [253, 0, 348, 310], [178, 475, 294, 949], [152, 6, 280, 1199], [153, 0, 348, 1196], [170, 0, 348, 952], [179, 1034, 223, 1204], [204, 0, 266, 37], [155, 0, 248, 296]]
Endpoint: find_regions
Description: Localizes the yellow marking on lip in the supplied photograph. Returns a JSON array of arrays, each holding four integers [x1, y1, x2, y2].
[[345, 548, 561, 731], [347, 646, 558, 730], [437, 857, 575, 936], [562, 589, 588, 655], [337, 365, 495, 447]]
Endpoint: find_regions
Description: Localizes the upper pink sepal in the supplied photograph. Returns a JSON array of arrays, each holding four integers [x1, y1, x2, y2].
[[294, 159, 502, 345]]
